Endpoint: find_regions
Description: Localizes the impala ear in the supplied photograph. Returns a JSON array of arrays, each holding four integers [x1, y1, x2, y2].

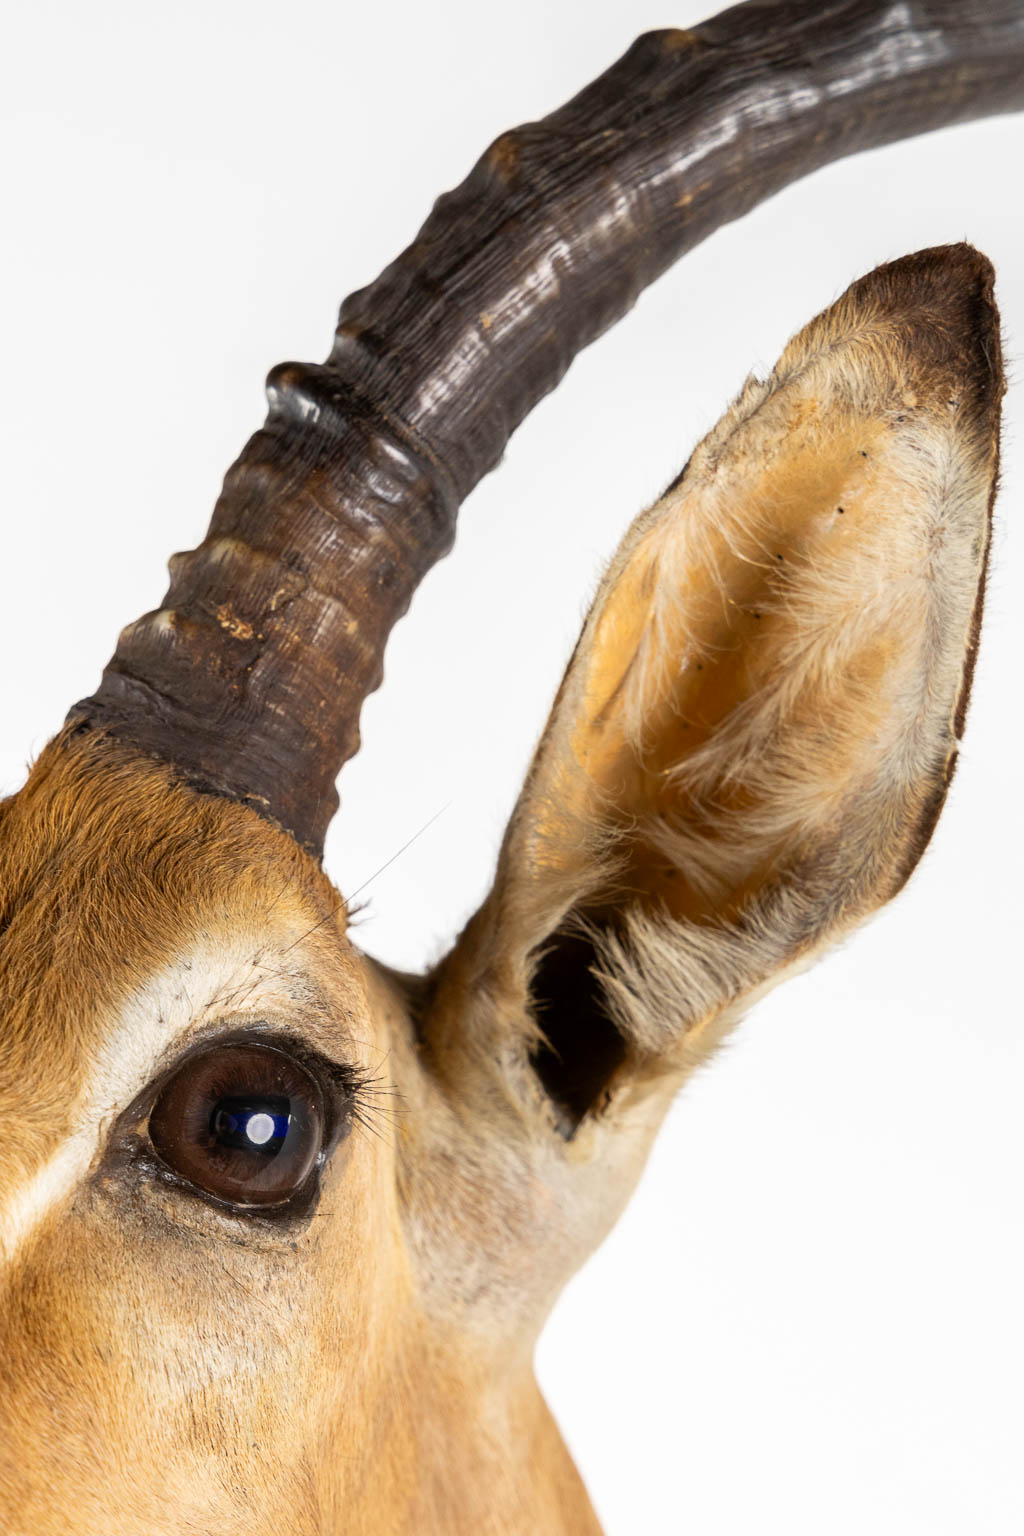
[[427, 245, 1003, 1136]]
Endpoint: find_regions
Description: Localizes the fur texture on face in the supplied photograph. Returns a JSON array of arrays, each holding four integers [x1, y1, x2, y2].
[[0, 245, 1005, 1535], [0, 733, 597, 1535]]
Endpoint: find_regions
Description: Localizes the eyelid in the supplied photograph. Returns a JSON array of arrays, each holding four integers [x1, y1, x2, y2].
[[118, 1023, 363, 1128]]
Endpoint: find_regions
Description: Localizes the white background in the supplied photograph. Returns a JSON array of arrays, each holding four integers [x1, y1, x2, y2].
[[2, 3, 1022, 1532]]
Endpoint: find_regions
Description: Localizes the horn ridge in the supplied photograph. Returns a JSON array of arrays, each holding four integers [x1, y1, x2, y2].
[[72, 366, 460, 852], [329, 4, 1024, 495]]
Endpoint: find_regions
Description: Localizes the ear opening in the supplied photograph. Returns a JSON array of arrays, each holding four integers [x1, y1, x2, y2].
[[528, 929, 629, 1137]]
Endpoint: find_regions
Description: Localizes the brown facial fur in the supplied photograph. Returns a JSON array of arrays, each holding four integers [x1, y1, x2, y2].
[[0, 733, 597, 1535]]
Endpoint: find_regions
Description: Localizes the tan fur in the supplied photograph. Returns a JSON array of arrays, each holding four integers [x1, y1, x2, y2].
[[0, 732, 598, 1534], [0, 246, 1003, 1533]]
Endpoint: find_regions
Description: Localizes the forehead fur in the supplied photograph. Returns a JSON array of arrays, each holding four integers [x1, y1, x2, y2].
[[0, 731, 341, 1168]]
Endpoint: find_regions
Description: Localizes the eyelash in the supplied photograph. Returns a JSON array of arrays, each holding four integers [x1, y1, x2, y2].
[[343, 1067, 400, 1144]]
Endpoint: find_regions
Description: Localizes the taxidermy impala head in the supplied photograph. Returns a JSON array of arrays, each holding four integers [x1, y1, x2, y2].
[[2, 1, 1022, 1531]]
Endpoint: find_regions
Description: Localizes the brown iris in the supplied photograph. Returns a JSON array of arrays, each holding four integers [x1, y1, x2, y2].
[[148, 1042, 325, 1207]]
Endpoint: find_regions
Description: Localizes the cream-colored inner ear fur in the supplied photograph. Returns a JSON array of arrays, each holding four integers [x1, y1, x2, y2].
[[570, 375, 981, 918], [492, 249, 998, 1062]]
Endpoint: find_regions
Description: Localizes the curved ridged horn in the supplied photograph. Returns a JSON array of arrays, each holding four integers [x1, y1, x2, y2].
[[70, 0, 1024, 856]]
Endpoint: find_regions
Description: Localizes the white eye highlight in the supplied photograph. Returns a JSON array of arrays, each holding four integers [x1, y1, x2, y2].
[[246, 1112, 277, 1146]]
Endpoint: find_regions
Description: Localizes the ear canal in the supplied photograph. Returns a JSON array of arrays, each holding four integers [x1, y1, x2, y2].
[[427, 243, 1003, 1134]]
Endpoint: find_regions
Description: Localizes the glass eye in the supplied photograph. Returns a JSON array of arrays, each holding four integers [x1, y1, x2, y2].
[[148, 1042, 325, 1207]]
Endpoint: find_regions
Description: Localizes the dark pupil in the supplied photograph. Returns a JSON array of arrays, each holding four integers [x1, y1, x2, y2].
[[211, 1095, 291, 1156]]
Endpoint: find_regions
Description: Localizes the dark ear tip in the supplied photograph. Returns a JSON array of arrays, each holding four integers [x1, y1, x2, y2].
[[884, 242, 999, 339], [852, 242, 1005, 419], [857, 240, 995, 297]]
